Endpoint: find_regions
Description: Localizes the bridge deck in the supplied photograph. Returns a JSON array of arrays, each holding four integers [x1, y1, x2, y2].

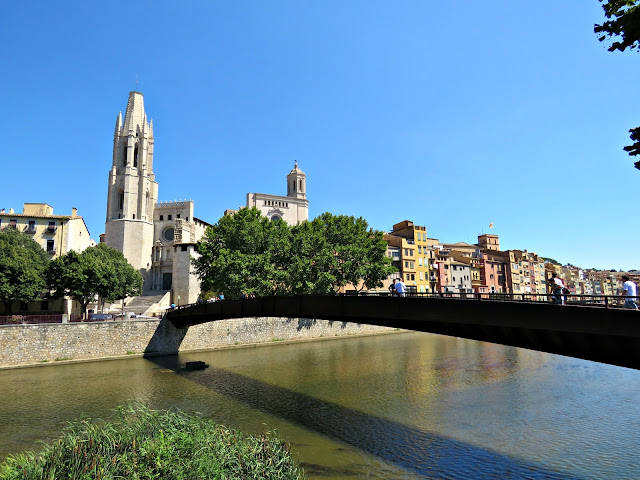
[[166, 295, 640, 370]]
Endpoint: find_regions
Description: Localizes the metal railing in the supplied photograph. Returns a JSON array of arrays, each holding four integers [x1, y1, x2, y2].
[[169, 292, 640, 313], [347, 290, 639, 309]]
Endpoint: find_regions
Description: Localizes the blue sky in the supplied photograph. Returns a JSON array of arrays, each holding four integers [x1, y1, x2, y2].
[[1, 1, 638, 270]]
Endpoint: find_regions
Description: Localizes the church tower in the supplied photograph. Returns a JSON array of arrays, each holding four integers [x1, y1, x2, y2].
[[104, 91, 158, 285], [287, 162, 306, 200]]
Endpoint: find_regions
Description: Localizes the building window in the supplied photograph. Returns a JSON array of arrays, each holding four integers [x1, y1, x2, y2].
[[168, 215, 172, 220], [163, 227, 175, 242], [122, 143, 127, 166], [177, 214, 180, 219], [46, 240, 55, 253], [133, 144, 139, 167], [181, 245, 188, 252], [159, 215, 164, 221]]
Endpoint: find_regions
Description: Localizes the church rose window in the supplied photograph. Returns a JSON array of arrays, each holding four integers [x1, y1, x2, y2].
[[163, 227, 175, 242]]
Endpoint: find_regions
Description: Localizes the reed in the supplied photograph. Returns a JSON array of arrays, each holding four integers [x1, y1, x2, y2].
[[0, 404, 305, 479]]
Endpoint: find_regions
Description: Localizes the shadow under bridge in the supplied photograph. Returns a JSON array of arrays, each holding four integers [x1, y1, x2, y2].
[[166, 295, 640, 370]]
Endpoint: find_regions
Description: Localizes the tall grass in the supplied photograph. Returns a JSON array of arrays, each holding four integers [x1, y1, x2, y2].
[[0, 404, 305, 479]]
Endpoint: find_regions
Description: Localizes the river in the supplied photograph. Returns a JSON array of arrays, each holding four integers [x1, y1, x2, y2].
[[1, 331, 638, 479]]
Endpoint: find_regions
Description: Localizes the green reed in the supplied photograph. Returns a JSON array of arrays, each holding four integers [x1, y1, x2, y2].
[[0, 404, 305, 480]]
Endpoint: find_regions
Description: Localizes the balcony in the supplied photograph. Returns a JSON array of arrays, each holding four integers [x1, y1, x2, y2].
[[24, 226, 36, 234], [45, 225, 57, 234]]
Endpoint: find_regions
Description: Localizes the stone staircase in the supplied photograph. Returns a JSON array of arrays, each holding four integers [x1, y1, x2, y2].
[[103, 292, 171, 317]]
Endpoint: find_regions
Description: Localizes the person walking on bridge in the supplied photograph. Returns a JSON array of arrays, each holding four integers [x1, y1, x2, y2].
[[621, 276, 638, 310], [550, 273, 564, 305], [395, 278, 407, 297]]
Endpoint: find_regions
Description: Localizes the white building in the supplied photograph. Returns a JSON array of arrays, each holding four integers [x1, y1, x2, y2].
[[103, 91, 310, 304], [245, 162, 308, 223]]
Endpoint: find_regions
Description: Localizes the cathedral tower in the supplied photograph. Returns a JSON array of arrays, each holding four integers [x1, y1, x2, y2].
[[287, 162, 306, 200], [104, 91, 158, 284]]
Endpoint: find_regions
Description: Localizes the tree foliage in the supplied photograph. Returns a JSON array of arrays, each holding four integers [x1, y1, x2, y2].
[[0, 229, 49, 314], [47, 243, 142, 314], [595, 1, 640, 169], [193, 209, 396, 298], [193, 208, 291, 299]]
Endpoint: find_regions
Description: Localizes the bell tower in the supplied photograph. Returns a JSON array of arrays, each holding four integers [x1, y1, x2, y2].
[[287, 162, 306, 200], [104, 91, 158, 284]]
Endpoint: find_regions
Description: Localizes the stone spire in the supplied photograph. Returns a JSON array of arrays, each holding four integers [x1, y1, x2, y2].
[[122, 91, 149, 134]]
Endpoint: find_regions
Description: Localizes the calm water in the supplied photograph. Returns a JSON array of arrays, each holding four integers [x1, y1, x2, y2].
[[0, 331, 639, 479]]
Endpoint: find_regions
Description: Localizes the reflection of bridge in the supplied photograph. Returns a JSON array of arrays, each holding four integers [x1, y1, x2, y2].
[[166, 294, 640, 370]]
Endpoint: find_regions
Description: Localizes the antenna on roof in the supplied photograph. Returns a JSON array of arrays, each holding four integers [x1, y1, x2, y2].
[[135, 74, 140, 91]]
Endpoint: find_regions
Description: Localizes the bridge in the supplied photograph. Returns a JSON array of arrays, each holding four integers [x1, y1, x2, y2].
[[166, 294, 640, 370]]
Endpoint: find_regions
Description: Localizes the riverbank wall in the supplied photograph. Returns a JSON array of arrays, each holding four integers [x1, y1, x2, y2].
[[0, 317, 394, 369]]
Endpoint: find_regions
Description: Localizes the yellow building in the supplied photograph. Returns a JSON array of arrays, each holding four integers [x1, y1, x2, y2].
[[0, 203, 94, 258], [0, 203, 95, 316], [386, 220, 431, 293]]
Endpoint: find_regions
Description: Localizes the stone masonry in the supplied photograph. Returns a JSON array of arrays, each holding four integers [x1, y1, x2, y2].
[[0, 318, 394, 368]]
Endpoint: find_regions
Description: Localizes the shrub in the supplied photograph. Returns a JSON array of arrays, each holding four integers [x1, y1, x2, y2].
[[0, 404, 305, 479]]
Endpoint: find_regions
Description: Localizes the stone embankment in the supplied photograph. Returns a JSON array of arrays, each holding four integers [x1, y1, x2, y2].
[[0, 317, 394, 368]]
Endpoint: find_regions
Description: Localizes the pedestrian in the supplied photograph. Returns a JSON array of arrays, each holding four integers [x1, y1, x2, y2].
[[562, 286, 570, 305], [550, 273, 564, 305], [389, 279, 397, 296], [218, 292, 225, 301], [621, 275, 639, 310], [395, 277, 407, 297]]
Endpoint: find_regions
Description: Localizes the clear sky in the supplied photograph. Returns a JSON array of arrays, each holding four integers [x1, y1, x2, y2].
[[1, 1, 638, 270]]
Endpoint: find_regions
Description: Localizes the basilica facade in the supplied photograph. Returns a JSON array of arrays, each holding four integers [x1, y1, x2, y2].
[[102, 91, 308, 304]]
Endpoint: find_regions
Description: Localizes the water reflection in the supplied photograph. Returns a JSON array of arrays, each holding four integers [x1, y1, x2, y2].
[[149, 354, 585, 479], [0, 332, 639, 480]]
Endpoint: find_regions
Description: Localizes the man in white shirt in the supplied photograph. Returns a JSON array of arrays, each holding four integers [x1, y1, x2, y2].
[[621, 275, 638, 310], [550, 273, 564, 305], [395, 278, 407, 297]]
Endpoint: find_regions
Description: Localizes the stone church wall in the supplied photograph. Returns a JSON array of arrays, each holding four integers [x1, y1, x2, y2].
[[0, 318, 395, 368]]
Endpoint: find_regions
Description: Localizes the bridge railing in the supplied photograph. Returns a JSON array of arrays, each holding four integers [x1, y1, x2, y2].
[[357, 291, 639, 308], [169, 292, 640, 313]]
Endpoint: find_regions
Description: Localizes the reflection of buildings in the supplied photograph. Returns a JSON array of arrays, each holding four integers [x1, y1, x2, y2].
[[103, 91, 309, 304]]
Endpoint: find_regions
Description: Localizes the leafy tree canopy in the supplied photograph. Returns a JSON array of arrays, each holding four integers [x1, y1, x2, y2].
[[193, 208, 291, 299], [595, 1, 640, 169], [193, 209, 396, 298], [0, 228, 49, 314], [47, 243, 142, 314], [595, 0, 640, 52]]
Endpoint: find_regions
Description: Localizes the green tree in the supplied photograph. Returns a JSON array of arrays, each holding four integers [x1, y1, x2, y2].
[[0, 229, 49, 314], [595, 0, 640, 168], [193, 208, 291, 299], [314, 213, 395, 292], [193, 209, 395, 297], [47, 244, 142, 315], [287, 218, 337, 294]]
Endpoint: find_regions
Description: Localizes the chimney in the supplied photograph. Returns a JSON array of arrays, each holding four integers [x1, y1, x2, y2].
[[8, 208, 14, 214], [0, 209, 4, 214], [72, 207, 78, 217]]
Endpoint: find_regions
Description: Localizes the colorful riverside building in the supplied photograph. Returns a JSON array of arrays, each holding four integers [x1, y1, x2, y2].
[[384, 220, 431, 293], [0, 203, 95, 315], [0, 203, 93, 259]]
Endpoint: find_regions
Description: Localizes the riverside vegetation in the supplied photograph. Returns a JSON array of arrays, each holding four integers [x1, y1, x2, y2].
[[0, 404, 305, 480]]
